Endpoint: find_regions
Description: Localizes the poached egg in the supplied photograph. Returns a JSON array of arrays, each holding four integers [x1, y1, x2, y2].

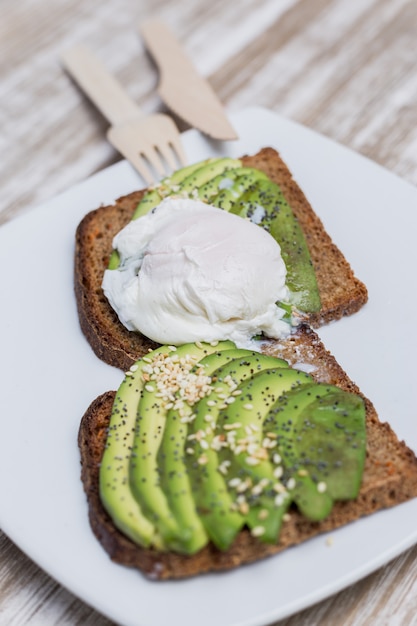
[[102, 197, 290, 348]]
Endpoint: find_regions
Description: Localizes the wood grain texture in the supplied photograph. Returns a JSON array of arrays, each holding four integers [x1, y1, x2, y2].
[[0, 0, 416, 624]]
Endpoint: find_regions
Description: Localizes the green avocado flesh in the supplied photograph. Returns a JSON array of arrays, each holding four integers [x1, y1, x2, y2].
[[107, 157, 321, 314], [99, 343, 366, 555]]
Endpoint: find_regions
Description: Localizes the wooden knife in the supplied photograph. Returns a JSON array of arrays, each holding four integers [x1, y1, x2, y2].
[[140, 20, 238, 141]]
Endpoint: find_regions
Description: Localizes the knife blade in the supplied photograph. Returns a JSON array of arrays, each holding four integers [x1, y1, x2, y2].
[[140, 20, 238, 141]]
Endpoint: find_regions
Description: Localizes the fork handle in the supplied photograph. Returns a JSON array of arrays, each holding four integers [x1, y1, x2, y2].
[[61, 44, 142, 126]]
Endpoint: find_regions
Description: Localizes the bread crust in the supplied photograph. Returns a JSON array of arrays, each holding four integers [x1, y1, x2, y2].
[[74, 148, 368, 370], [78, 325, 417, 580]]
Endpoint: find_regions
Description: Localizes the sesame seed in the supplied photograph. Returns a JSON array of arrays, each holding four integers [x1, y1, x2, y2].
[[200, 440, 209, 450], [236, 481, 250, 493], [130, 364, 139, 372], [298, 469, 308, 477], [283, 513, 291, 522], [251, 526, 265, 537], [197, 454, 208, 465], [273, 466, 283, 479], [274, 494, 285, 506], [239, 502, 249, 515], [243, 403, 253, 410], [218, 462, 230, 475], [145, 384, 155, 392], [252, 484, 263, 496], [286, 477, 296, 490], [211, 437, 223, 451], [245, 456, 260, 466], [317, 481, 327, 493], [228, 477, 242, 488], [186, 448, 194, 455], [247, 443, 258, 456], [273, 453, 282, 465]]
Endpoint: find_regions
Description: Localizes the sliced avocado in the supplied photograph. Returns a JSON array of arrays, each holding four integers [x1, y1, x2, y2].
[[132, 157, 242, 220], [128, 341, 234, 551], [99, 344, 172, 548], [211, 168, 269, 211], [197, 169, 241, 202], [176, 157, 242, 195], [185, 353, 288, 550], [295, 390, 366, 500], [132, 159, 220, 220], [267, 384, 366, 520], [216, 367, 312, 542], [157, 347, 255, 555], [232, 179, 321, 314]]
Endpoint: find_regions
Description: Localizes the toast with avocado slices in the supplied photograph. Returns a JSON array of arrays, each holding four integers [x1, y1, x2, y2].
[[74, 147, 368, 371], [78, 326, 417, 580]]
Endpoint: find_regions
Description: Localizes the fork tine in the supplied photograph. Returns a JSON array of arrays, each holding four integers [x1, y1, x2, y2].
[[156, 142, 179, 172], [141, 144, 167, 178], [107, 127, 155, 185], [126, 152, 156, 186], [169, 134, 187, 167]]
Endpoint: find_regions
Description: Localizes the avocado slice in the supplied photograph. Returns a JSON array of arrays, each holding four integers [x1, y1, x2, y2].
[[217, 367, 312, 542], [157, 348, 255, 554], [99, 344, 172, 548], [128, 341, 235, 551], [211, 168, 269, 211], [132, 159, 220, 220], [185, 353, 289, 550], [295, 390, 366, 499], [267, 384, 366, 520], [231, 179, 321, 314], [197, 168, 241, 202]]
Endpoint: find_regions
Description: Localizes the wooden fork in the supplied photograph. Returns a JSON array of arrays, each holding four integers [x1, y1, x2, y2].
[[61, 44, 187, 184]]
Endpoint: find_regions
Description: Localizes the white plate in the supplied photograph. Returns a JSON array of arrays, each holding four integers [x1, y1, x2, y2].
[[0, 107, 416, 626]]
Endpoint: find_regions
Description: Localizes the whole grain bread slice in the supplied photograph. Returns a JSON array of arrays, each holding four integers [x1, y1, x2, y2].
[[78, 325, 417, 580], [74, 147, 368, 371]]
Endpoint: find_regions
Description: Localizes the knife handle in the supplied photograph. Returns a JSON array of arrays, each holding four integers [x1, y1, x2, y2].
[[139, 20, 238, 141], [140, 20, 196, 86], [61, 44, 142, 126]]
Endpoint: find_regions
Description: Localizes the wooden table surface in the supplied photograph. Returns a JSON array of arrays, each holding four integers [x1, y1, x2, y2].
[[1, 0, 417, 624]]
